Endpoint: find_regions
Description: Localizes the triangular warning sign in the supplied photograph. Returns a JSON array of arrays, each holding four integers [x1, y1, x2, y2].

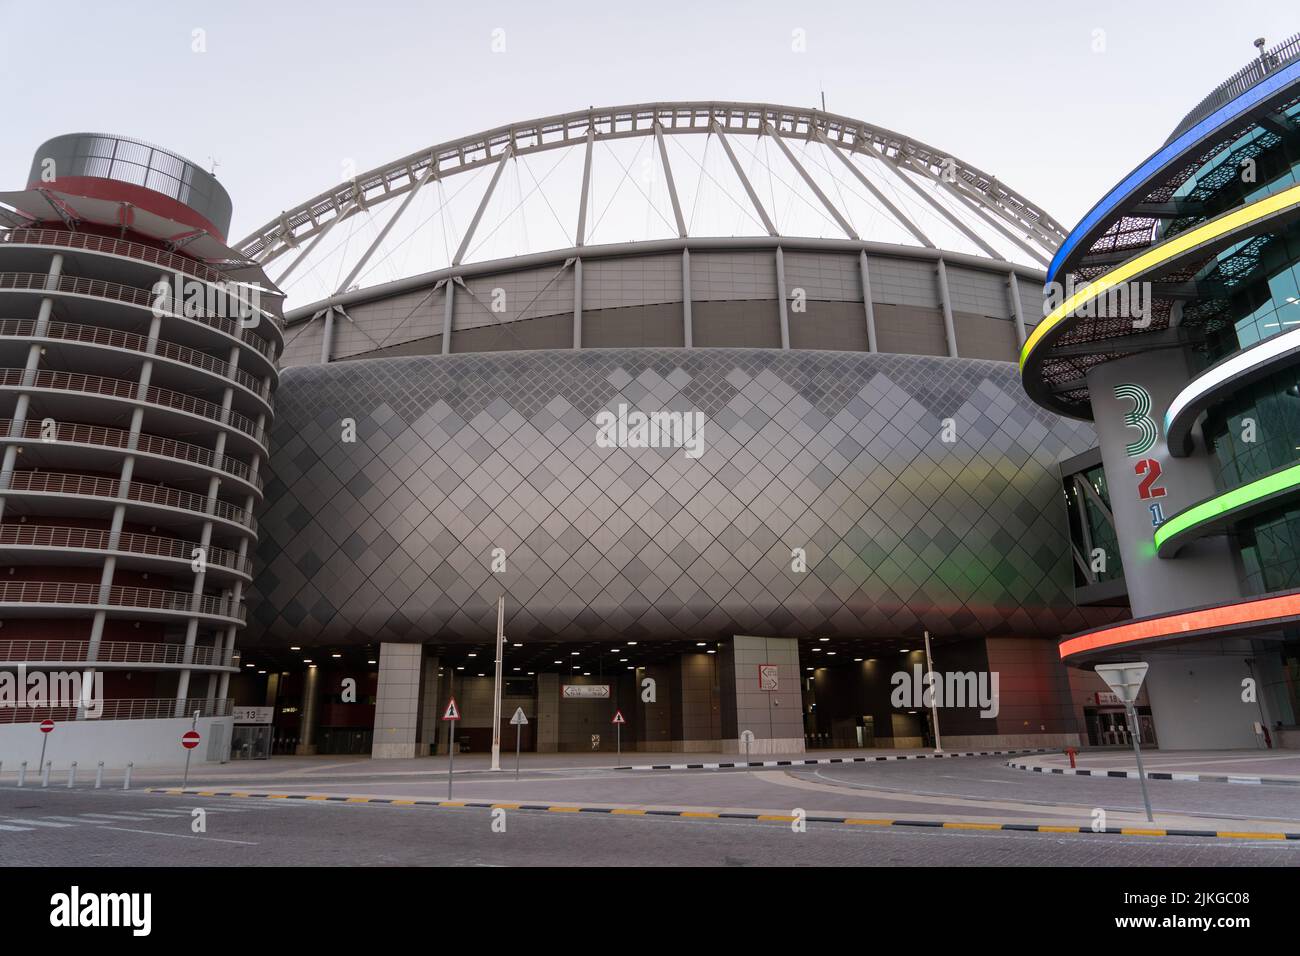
[[510, 706, 528, 726], [611, 709, 626, 725], [442, 697, 460, 721]]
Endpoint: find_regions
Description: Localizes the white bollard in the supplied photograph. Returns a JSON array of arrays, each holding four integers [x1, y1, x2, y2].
[[41, 761, 51, 788], [67, 762, 77, 788], [17, 761, 26, 788], [95, 761, 104, 789], [122, 762, 133, 791]]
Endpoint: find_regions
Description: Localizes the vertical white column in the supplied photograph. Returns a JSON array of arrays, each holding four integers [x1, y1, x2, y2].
[[859, 250, 877, 353], [573, 258, 583, 349], [681, 248, 693, 348], [775, 246, 790, 350], [935, 258, 959, 358]]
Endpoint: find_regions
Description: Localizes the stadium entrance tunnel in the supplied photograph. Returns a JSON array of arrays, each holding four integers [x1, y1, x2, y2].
[[229, 632, 1090, 757]]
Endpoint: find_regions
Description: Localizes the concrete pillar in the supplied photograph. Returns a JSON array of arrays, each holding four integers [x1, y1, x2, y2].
[[859, 250, 877, 352], [675, 652, 723, 752], [724, 636, 805, 755], [440, 280, 454, 354], [371, 643, 425, 758], [264, 671, 281, 708], [681, 249, 693, 348], [775, 246, 790, 350], [295, 664, 320, 755], [935, 258, 959, 358], [572, 257, 583, 349], [535, 673, 559, 753], [634, 663, 674, 752], [416, 655, 442, 756]]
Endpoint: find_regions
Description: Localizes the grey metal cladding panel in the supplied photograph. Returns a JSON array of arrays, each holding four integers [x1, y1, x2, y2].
[[868, 257, 939, 309], [281, 318, 326, 368], [787, 301, 870, 352], [457, 265, 575, 328], [1019, 277, 1049, 332], [782, 251, 860, 303], [945, 266, 1011, 320], [691, 301, 782, 348], [582, 303, 685, 348], [245, 348, 1124, 649], [451, 313, 572, 352], [872, 304, 947, 357], [585, 255, 682, 311], [953, 312, 1018, 362], [691, 252, 777, 301]]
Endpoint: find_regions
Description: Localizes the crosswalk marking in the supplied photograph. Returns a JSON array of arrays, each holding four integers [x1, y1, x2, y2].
[[0, 824, 34, 831]]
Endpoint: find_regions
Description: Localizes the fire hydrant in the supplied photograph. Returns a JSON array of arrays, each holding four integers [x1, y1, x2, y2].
[[1065, 746, 1078, 769]]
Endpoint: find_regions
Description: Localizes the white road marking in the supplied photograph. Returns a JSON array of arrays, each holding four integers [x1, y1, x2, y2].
[[2, 818, 73, 828], [95, 825, 257, 845]]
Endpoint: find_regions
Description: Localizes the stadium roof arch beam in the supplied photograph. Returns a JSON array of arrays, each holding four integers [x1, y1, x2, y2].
[[235, 101, 1065, 318]]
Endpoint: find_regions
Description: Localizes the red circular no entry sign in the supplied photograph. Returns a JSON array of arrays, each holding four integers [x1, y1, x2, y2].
[[39, 719, 54, 734], [181, 730, 201, 750]]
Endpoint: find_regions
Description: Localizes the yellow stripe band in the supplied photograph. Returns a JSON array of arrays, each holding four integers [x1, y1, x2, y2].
[[1020, 182, 1300, 373]]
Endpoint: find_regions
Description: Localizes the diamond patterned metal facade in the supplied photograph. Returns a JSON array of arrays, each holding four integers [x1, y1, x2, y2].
[[245, 348, 1124, 648]]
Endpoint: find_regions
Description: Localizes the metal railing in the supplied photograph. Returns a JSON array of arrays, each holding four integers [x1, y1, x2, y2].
[[0, 523, 252, 575], [0, 228, 283, 332], [0, 272, 277, 362], [0, 367, 265, 443], [3, 470, 257, 532], [0, 697, 232, 724], [0, 639, 235, 667], [0, 580, 245, 621], [0, 318, 271, 400], [1167, 33, 1300, 144], [0, 417, 262, 489]]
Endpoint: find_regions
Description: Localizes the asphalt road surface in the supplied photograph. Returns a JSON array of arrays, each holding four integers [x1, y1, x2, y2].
[[1, 767, 1297, 867]]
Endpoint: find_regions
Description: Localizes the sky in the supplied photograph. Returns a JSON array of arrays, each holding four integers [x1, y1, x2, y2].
[[1, 0, 1296, 248]]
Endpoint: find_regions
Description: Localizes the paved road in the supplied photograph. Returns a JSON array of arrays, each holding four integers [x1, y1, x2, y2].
[[109, 755, 1300, 830], [1, 775, 1298, 867], [800, 759, 1300, 824]]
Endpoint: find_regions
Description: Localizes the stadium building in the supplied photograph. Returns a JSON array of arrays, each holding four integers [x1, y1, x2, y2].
[[227, 102, 1126, 757], [1023, 36, 1300, 749], [2, 102, 1147, 762]]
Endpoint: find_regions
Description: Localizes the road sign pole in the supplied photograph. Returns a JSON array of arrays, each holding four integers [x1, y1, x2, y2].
[[38, 732, 48, 775], [447, 718, 455, 799], [443, 696, 461, 799], [1095, 662, 1154, 824], [515, 723, 521, 780], [181, 711, 198, 791], [616, 721, 621, 759], [490, 594, 505, 772], [1126, 704, 1154, 823]]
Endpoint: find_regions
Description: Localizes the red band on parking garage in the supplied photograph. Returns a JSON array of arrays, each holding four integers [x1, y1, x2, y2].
[[1059, 589, 1300, 660]]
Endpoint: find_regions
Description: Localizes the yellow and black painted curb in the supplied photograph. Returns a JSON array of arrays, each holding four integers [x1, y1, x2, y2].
[[144, 788, 1300, 841]]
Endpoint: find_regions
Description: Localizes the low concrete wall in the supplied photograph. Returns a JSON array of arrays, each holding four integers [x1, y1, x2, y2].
[[0, 716, 233, 769]]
